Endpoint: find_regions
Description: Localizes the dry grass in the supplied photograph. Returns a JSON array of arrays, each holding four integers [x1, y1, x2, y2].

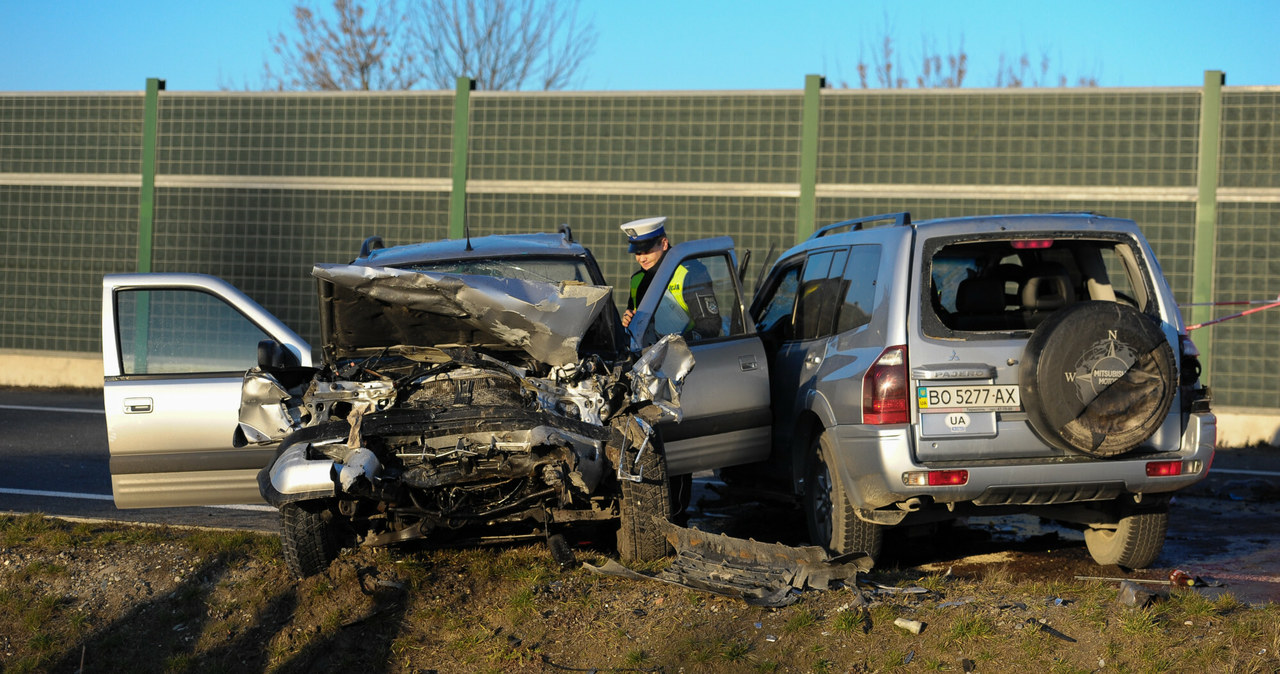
[[0, 513, 1277, 673]]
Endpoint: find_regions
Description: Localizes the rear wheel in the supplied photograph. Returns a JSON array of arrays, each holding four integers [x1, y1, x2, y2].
[[1084, 509, 1169, 568], [280, 501, 343, 579], [804, 430, 882, 560], [616, 437, 672, 563]]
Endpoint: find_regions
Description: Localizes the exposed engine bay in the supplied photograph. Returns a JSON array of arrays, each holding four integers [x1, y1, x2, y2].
[[236, 262, 694, 554]]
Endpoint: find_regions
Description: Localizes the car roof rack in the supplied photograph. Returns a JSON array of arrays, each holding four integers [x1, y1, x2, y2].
[[809, 212, 912, 239]]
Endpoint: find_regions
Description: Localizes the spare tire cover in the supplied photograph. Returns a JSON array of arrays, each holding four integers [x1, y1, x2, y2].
[[1019, 301, 1176, 457]]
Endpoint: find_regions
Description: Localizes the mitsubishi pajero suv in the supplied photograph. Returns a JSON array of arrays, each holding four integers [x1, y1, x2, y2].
[[747, 212, 1214, 568]]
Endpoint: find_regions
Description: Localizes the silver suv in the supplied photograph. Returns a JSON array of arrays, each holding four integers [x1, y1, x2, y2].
[[745, 212, 1215, 569]]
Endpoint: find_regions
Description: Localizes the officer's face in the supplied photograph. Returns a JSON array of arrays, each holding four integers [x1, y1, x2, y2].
[[634, 238, 669, 271]]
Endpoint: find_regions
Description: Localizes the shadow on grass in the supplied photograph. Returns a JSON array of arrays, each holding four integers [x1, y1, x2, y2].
[[41, 542, 409, 673]]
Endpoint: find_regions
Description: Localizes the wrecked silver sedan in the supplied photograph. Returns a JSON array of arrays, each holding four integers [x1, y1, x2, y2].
[[102, 230, 771, 578]]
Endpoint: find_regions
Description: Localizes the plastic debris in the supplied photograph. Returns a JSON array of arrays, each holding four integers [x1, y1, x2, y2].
[[1169, 569, 1196, 587], [1026, 618, 1076, 643], [893, 617, 925, 635]]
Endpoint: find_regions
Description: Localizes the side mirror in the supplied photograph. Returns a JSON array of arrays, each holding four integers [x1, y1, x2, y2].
[[257, 339, 301, 369]]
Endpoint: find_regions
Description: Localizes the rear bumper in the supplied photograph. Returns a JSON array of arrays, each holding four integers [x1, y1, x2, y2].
[[829, 411, 1216, 513]]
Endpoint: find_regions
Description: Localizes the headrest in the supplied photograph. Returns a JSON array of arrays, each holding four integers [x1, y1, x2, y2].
[[1021, 265, 1075, 310]]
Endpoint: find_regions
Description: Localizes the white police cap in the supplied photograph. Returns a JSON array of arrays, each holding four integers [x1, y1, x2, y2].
[[620, 216, 668, 253]]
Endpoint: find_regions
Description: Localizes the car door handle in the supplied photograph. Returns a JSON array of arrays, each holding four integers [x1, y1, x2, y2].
[[123, 397, 153, 414], [805, 354, 822, 366], [738, 355, 758, 372]]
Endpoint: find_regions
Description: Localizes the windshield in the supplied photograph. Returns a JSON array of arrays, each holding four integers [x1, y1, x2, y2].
[[400, 257, 595, 285]]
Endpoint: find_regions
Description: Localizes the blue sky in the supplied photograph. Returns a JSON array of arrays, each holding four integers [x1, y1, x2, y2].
[[2, 1, 1277, 92]]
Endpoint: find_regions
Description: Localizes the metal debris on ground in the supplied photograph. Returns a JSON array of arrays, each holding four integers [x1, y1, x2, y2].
[[1076, 575, 1172, 585], [861, 580, 929, 595], [582, 518, 872, 607], [1116, 579, 1168, 608]]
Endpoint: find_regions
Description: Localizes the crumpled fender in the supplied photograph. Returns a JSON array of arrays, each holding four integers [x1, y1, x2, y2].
[[628, 334, 695, 422]]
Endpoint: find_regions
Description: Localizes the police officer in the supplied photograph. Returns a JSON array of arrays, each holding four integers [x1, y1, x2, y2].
[[620, 216, 721, 339]]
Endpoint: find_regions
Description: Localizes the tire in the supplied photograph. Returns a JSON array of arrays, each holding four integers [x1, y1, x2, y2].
[[280, 501, 342, 579], [1084, 509, 1169, 568], [616, 436, 672, 563], [1020, 301, 1177, 457], [804, 430, 883, 560]]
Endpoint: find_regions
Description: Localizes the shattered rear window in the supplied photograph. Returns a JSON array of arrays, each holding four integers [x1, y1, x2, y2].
[[401, 258, 594, 285], [923, 235, 1151, 338]]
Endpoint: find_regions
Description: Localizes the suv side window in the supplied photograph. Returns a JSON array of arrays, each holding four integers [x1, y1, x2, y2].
[[836, 245, 881, 334], [795, 249, 849, 341], [116, 289, 270, 375]]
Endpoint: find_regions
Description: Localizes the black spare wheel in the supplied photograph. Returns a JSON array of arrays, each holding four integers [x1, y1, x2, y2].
[[1019, 301, 1176, 457]]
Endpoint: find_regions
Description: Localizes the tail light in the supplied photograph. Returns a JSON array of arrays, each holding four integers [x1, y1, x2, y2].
[[863, 345, 909, 425]]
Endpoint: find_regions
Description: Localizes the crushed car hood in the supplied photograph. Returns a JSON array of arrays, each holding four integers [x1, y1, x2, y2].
[[314, 263, 612, 367]]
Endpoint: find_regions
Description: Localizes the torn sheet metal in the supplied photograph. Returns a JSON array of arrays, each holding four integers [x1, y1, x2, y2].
[[313, 263, 611, 367], [584, 519, 873, 607], [236, 371, 299, 444], [628, 334, 695, 420]]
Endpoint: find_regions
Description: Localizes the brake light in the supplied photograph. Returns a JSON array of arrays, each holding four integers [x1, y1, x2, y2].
[[903, 470, 969, 486], [1010, 239, 1054, 249], [863, 345, 909, 424], [1146, 460, 1197, 477]]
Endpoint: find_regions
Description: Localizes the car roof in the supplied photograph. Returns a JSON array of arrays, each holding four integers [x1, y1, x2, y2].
[[356, 232, 590, 267], [771, 212, 1145, 268], [912, 212, 1141, 236]]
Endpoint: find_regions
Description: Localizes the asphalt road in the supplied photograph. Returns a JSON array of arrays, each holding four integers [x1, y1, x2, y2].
[[3, 387, 1278, 602], [0, 387, 278, 532]]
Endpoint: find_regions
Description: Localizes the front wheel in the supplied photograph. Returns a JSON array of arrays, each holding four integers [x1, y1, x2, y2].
[[280, 501, 343, 579], [804, 430, 882, 561], [1084, 509, 1168, 568], [616, 438, 672, 563]]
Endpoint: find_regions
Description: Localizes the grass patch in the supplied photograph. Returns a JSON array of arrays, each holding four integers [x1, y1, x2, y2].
[[2, 513, 1279, 672]]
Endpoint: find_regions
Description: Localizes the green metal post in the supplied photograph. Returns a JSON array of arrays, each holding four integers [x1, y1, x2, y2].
[[134, 78, 164, 372], [449, 77, 475, 240], [138, 77, 163, 273], [796, 74, 824, 243], [1192, 70, 1224, 381]]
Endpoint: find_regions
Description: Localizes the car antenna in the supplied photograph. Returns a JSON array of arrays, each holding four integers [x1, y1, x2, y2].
[[464, 220, 473, 251]]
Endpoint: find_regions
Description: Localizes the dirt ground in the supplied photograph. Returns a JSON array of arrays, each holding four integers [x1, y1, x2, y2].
[[2, 446, 1279, 671], [3, 476, 1279, 672]]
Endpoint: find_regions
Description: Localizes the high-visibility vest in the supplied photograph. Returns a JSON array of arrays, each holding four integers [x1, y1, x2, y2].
[[630, 265, 696, 332]]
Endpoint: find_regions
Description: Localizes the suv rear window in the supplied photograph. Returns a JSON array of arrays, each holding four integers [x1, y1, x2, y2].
[[923, 235, 1152, 337]]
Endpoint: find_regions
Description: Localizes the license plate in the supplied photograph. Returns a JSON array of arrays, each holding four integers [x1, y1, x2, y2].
[[917, 385, 1021, 412]]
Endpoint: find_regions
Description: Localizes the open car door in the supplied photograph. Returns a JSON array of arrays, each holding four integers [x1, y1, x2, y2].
[[627, 237, 771, 475], [101, 274, 312, 508]]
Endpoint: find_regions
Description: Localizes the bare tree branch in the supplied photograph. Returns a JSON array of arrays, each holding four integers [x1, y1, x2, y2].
[[263, 0, 422, 91], [844, 26, 1095, 89], [410, 0, 596, 90]]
